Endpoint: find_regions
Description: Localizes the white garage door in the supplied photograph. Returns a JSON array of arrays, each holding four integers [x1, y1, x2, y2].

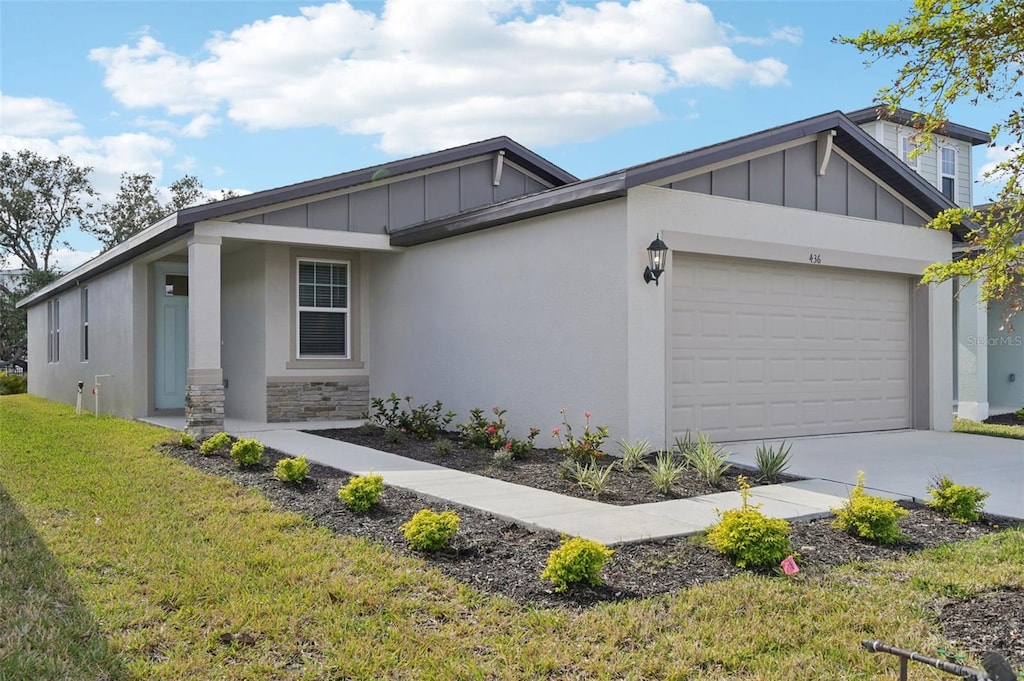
[[670, 255, 912, 442]]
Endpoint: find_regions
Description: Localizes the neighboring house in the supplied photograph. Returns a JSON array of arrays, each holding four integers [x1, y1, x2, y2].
[[848, 106, 1023, 418], [0, 268, 29, 292], [19, 111, 961, 442]]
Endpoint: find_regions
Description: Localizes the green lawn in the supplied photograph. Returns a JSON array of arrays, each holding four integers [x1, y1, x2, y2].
[[2, 395, 1022, 680]]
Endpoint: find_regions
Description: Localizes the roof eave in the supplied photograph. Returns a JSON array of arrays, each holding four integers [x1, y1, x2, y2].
[[844, 105, 992, 146], [16, 212, 188, 308]]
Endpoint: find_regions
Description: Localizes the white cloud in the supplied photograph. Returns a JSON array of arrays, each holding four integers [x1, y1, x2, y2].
[[51, 247, 103, 272], [0, 131, 175, 197], [88, 0, 792, 154], [731, 25, 803, 46], [771, 26, 803, 45], [977, 144, 1019, 181], [175, 156, 197, 173], [0, 93, 83, 136], [181, 113, 220, 138], [975, 144, 1022, 202]]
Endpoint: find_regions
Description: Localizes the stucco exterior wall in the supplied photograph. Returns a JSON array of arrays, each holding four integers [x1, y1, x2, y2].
[[25, 263, 141, 418], [367, 200, 631, 441], [222, 244, 268, 421]]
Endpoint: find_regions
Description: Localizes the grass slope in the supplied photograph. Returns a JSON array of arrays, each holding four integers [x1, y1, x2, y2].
[[1, 394, 1022, 680]]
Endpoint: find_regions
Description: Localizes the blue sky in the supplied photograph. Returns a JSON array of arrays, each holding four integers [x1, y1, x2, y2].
[[0, 0, 1011, 270]]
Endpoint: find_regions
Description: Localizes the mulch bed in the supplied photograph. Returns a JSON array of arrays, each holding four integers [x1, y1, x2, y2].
[[984, 411, 1024, 427], [305, 427, 768, 505], [159, 429, 1024, 668]]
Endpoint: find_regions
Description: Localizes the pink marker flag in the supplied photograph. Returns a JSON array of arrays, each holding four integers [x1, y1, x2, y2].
[[780, 555, 799, 576]]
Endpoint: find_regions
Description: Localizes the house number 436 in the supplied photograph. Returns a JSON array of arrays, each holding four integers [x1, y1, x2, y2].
[[808, 253, 822, 264]]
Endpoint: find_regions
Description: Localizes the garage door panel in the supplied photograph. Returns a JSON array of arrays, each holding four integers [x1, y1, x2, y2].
[[671, 255, 912, 441]]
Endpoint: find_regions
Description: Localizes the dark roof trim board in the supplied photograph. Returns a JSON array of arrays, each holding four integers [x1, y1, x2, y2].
[[845, 105, 992, 146], [392, 110, 965, 247]]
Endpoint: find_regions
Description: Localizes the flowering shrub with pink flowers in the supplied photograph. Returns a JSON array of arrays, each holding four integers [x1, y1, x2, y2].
[[458, 407, 539, 459], [552, 409, 610, 463]]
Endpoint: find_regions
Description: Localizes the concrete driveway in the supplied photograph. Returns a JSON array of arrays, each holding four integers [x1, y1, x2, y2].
[[727, 430, 1023, 519]]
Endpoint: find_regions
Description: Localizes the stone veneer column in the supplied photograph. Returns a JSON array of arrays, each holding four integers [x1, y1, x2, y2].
[[956, 280, 989, 422], [185, 234, 224, 438]]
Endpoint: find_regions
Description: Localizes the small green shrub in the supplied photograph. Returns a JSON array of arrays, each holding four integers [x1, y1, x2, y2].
[[401, 509, 459, 552], [617, 438, 649, 473], [200, 432, 232, 456], [552, 409, 610, 463], [560, 459, 615, 496], [926, 475, 989, 523], [178, 432, 196, 448], [383, 426, 403, 444], [832, 471, 907, 544], [0, 373, 27, 395], [706, 476, 792, 569], [645, 451, 686, 495], [367, 393, 455, 440], [680, 432, 732, 487], [403, 399, 456, 440], [274, 456, 310, 484], [754, 440, 792, 483], [1015, 407, 1024, 422], [673, 431, 696, 458], [357, 420, 380, 436], [491, 448, 514, 468], [338, 474, 385, 512], [458, 407, 539, 458], [229, 438, 264, 467], [434, 439, 453, 456], [541, 536, 614, 592]]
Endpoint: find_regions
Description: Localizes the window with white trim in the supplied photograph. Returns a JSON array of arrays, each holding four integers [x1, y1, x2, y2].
[[940, 146, 957, 201], [81, 287, 89, 362], [900, 134, 920, 169], [296, 259, 349, 358], [47, 299, 60, 363]]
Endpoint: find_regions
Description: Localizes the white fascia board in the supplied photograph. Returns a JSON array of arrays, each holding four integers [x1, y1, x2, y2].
[[195, 221, 400, 251], [16, 212, 182, 309]]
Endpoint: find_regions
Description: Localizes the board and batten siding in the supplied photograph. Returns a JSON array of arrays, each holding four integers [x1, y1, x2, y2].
[[667, 141, 925, 226], [235, 160, 546, 233]]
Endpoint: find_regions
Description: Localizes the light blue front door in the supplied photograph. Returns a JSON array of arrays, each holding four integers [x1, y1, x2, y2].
[[154, 263, 188, 409]]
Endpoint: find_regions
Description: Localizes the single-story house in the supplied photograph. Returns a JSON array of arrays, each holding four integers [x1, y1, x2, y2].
[[20, 109, 971, 443]]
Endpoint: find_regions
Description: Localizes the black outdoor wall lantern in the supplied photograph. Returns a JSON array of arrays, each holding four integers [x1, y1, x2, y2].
[[644, 235, 668, 285]]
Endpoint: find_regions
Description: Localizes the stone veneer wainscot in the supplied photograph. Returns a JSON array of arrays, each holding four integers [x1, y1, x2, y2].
[[266, 378, 370, 422], [185, 383, 226, 439]]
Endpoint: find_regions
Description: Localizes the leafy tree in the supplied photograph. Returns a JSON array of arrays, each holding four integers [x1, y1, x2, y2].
[[87, 172, 208, 250], [0, 268, 61, 363], [0, 150, 96, 271], [166, 175, 206, 212], [842, 0, 1023, 328]]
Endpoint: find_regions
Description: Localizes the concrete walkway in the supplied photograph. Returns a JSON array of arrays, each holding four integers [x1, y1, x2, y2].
[[232, 428, 854, 545]]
